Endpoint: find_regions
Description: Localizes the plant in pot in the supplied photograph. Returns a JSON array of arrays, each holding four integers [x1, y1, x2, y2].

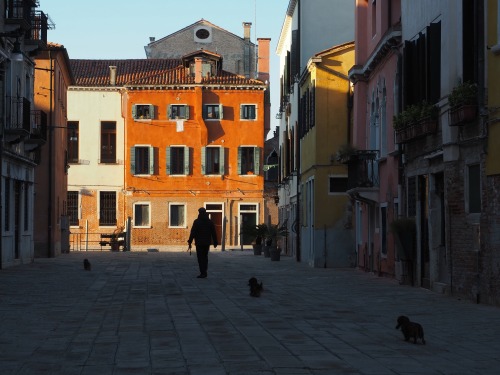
[[241, 223, 268, 255], [448, 81, 478, 125], [266, 224, 288, 261]]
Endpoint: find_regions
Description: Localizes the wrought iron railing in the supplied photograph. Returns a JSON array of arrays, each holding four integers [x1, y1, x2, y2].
[[346, 150, 379, 189]]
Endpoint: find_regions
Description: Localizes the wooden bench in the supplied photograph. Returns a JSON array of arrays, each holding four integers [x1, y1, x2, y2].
[[99, 232, 127, 251]]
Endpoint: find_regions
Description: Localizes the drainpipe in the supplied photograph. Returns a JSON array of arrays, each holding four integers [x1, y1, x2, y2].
[[47, 50, 53, 257]]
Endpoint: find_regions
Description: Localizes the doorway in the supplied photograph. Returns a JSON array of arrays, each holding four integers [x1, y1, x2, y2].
[[206, 203, 223, 245], [239, 203, 258, 245]]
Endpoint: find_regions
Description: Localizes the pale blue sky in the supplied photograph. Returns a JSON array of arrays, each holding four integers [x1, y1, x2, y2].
[[41, 0, 288, 136]]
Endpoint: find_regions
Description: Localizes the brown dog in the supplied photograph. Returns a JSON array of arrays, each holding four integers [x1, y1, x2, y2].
[[248, 277, 263, 297], [396, 315, 425, 344], [83, 259, 91, 271]]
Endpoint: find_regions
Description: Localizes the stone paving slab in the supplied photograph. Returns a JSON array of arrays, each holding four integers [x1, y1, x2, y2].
[[0, 249, 499, 374]]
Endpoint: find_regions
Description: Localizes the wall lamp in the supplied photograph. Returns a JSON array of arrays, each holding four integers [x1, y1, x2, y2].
[[0, 29, 25, 62]]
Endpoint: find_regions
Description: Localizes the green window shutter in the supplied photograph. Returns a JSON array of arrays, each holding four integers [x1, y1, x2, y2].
[[240, 105, 244, 119], [202, 105, 207, 119], [237, 147, 242, 174], [219, 147, 225, 175], [149, 147, 155, 175], [132, 105, 137, 119], [130, 147, 136, 174], [149, 105, 155, 119], [201, 147, 206, 175], [184, 146, 190, 175], [219, 104, 224, 119], [167, 105, 172, 119], [254, 147, 260, 174], [166, 147, 171, 175], [185, 106, 190, 120], [252, 105, 256, 120]]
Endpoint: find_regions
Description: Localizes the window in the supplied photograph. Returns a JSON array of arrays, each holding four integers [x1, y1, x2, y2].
[[467, 164, 481, 213], [134, 202, 150, 227], [238, 146, 260, 175], [329, 176, 349, 194], [132, 104, 155, 120], [99, 191, 116, 226], [202, 147, 224, 175], [168, 104, 190, 120], [166, 146, 189, 175], [169, 203, 186, 227], [67, 121, 79, 163], [380, 205, 387, 255], [100, 121, 116, 163], [67, 191, 79, 226], [130, 146, 155, 175], [203, 104, 223, 120], [240, 104, 257, 120], [4, 178, 9, 231]]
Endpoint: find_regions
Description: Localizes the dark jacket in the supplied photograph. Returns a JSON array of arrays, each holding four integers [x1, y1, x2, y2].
[[188, 213, 218, 247]]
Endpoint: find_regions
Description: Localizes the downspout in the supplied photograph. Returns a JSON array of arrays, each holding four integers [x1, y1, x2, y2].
[[47, 50, 53, 257]]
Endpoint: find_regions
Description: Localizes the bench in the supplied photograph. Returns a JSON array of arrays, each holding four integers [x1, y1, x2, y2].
[[99, 232, 127, 251]]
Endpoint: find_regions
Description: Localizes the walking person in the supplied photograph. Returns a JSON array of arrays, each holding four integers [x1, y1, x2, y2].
[[188, 207, 218, 278]]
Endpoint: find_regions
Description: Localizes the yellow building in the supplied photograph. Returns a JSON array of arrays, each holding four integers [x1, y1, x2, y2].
[[299, 42, 355, 267]]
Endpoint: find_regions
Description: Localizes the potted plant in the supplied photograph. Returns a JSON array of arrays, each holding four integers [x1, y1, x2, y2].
[[241, 223, 268, 255], [265, 224, 288, 261], [448, 81, 478, 126], [393, 101, 439, 143], [335, 143, 358, 164]]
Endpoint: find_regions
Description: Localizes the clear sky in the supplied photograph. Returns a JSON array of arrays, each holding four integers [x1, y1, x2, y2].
[[41, 0, 289, 137]]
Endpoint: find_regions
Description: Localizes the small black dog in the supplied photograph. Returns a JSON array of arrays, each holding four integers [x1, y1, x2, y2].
[[396, 315, 425, 344], [83, 259, 91, 271], [248, 277, 263, 297]]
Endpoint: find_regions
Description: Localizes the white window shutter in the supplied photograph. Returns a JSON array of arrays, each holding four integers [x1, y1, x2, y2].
[[130, 147, 136, 174], [166, 147, 171, 175], [149, 147, 155, 175], [237, 147, 242, 174], [201, 147, 206, 175], [219, 147, 225, 175], [254, 147, 260, 174], [184, 146, 190, 175]]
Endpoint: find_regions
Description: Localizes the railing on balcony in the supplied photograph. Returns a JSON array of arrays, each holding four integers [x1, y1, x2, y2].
[[30, 109, 47, 141], [5, 96, 31, 136], [346, 150, 379, 190], [27, 10, 50, 46], [5, 0, 38, 30], [395, 117, 438, 144]]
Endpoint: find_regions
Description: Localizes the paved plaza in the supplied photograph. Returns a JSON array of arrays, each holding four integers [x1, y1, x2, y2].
[[0, 249, 499, 375]]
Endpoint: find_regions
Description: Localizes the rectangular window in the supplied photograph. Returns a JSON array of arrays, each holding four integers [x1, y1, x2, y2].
[[99, 191, 116, 226], [329, 176, 349, 193], [407, 176, 417, 217], [132, 104, 155, 120], [166, 146, 189, 175], [67, 121, 79, 163], [240, 104, 257, 120], [169, 203, 186, 227], [24, 182, 29, 231], [130, 146, 154, 175], [468, 164, 481, 213], [168, 105, 190, 120], [67, 191, 79, 226], [100, 121, 116, 163], [134, 203, 150, 227], [202, 147, 224, 175], [203, 104, 223, 120], [238, 146, 260, 175], [4, 178, 9, 231]]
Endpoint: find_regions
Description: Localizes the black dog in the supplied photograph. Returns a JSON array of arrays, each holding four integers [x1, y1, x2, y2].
[[396, 315, 425, 344], [83, 259, 91, 271], [248, 277, 263, 297]]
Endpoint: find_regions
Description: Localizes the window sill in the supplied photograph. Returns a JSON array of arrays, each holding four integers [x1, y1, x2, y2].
[[133, 226, 152, 229]]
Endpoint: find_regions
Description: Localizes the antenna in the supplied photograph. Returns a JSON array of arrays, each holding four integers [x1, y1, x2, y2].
[[254, 0, 258, 78]]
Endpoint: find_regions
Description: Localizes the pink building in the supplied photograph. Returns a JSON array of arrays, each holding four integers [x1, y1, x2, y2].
[[348, 0, 403, 279]]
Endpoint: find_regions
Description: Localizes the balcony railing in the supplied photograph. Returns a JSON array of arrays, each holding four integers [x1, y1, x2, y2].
[[395, 117, 438, 144], [346, 150, 379, 190], [5, 97, 31, 137], [26, 10, 49, 46]]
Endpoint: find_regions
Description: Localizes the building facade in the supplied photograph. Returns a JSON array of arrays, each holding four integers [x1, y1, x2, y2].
[[33, 43, 74, 258], [276, 0, 354, 264], [0, 0, 49, 268], [348, 0, 402, 277]]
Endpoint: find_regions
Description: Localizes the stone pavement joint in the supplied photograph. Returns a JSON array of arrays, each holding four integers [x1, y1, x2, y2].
[[0, 250, 499, 374]]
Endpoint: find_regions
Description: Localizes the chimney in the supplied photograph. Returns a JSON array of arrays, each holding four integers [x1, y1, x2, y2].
[[194, 57, 203, 84], [243, 22, 252, 41], [109, 66, 117, 86], [257, 38, 270, 83], [149, 37, 155, 42]]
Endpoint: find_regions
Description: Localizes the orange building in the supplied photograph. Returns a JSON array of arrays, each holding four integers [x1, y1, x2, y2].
[[123, 50, 268, 248]]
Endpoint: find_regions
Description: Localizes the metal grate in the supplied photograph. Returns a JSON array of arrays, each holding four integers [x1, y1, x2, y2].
[[99, 192, 116, 226]]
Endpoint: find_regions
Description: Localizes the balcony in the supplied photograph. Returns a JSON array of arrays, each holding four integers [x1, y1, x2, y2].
[[345, 150, 379, 203], [5, 97, 31, 142], [24, 109, 47, 151], [24, 11, 50, 50], [4, 0, 38, 32]]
